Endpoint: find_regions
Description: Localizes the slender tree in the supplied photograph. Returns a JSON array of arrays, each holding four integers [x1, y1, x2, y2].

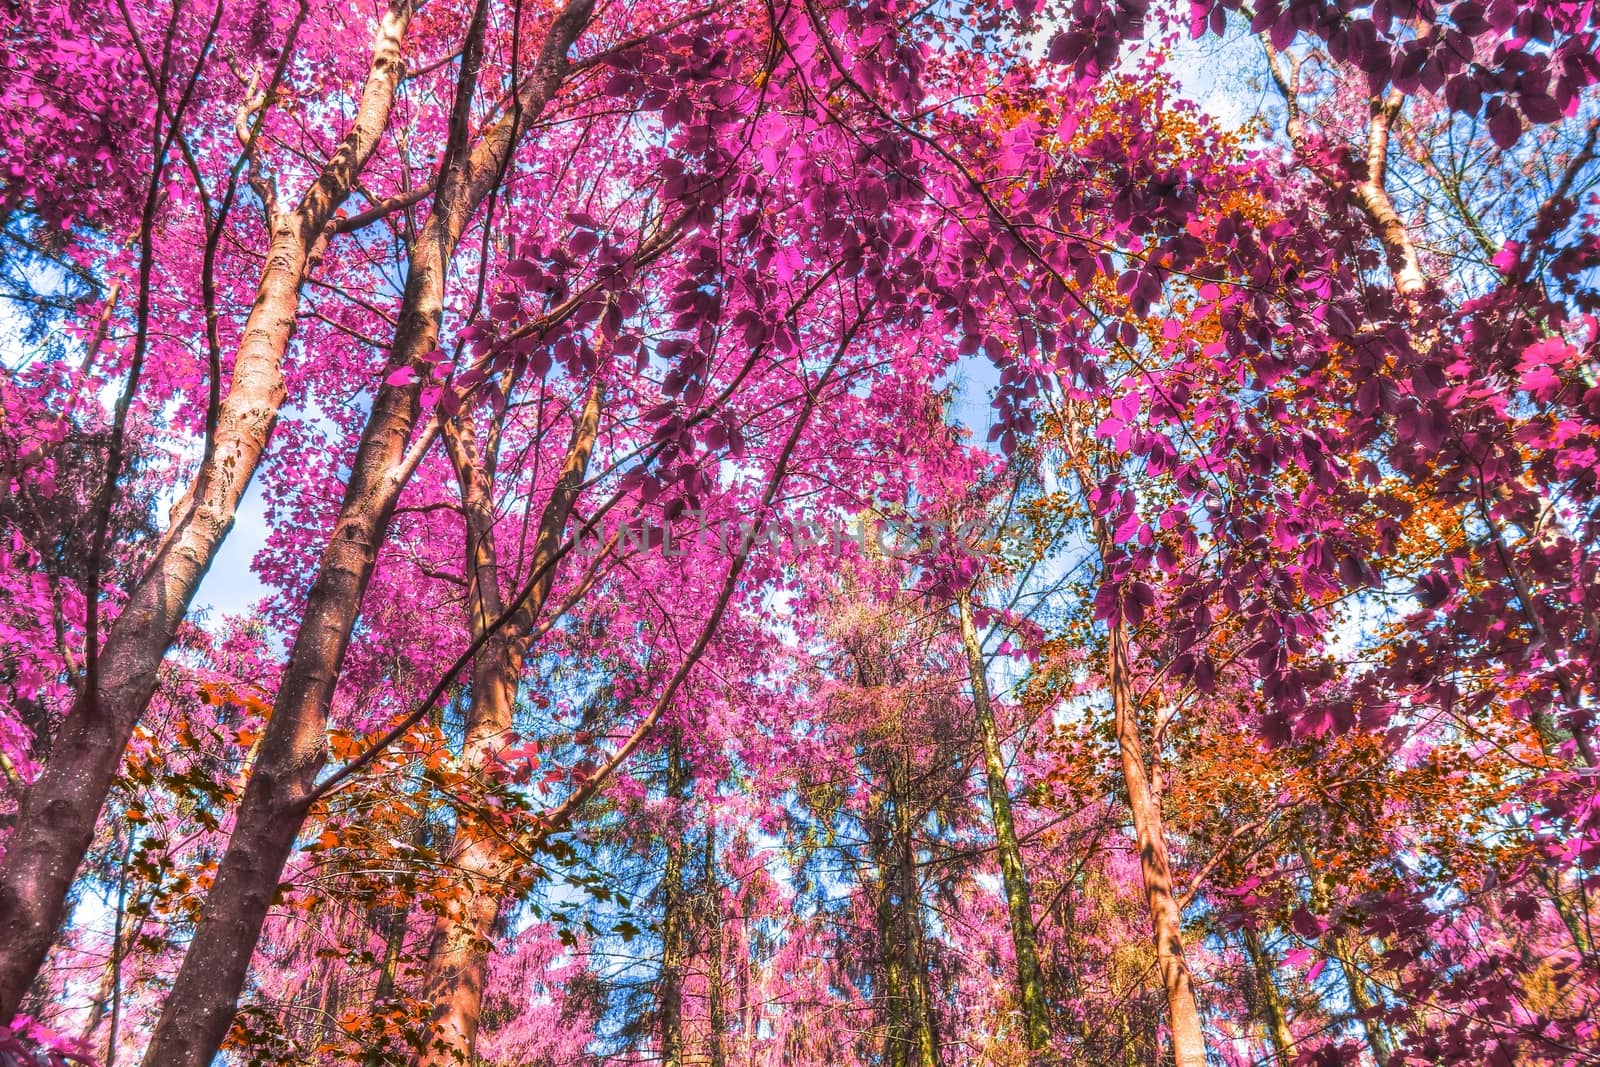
[[956, 589, 1051, 1054]]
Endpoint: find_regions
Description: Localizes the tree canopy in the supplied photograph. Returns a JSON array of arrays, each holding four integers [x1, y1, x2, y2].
[[2, 0, 1598, 1064]]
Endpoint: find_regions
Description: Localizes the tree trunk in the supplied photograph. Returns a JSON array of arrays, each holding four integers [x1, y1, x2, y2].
[[1057, 411, 1205, 1067], [410, 380, 603, 1067], [890, 760, 940, 1067], [305, 955, 343, 1052], [658, 741, 690, 1067], [1350, 90, 1427, 299], [1116, 1006, 1142, 1067], [361, 902, 410, 1067], [870, 812, 909, 1067], [703, 822, 726, 1067], [1263, 51, 1424, 300], [1300, 853, 1396, 1067], [137, 300, 435, 1067], [0, 1, 412, 1020], [136, 6, 598, 1062], [1241, 924, 1294, 1067], [956, 590, 1051, 1054], [1330, 930, 1395, 1066], [1109, 616, 1208, 1067], [424, 379, 813, 1063]]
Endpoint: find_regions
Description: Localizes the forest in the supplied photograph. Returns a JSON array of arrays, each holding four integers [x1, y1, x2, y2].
[[1, 0, 1598, 1064]]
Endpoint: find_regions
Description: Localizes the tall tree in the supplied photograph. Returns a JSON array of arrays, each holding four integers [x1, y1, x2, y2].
[[956, 589, 1052, 1054], [0, 0, 413, 1016]]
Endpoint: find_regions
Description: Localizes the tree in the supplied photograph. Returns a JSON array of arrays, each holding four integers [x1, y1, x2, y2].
[[5, 0, 1600, 1064]]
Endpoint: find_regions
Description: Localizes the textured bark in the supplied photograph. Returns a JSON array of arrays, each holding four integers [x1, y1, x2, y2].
[[373, 908, 406, 1004], [1350, 90, 1427, 298], [956, 591, 1051, 1054], [0, 3, 413, 1023], [1241, 925, 1294, 1067], [361, 903, 409, 1067], [890, 761, 941, 1067], [850, 629, 940, 1067], [703, 823, 727, 1067], [306, 956, 345, 1052], [138, 311, 435, 1067], [361, 753, 435, 1066], [856, 647, 911, 1067], [136, 6, 595, 1064], [1109, 617, 1208, 1067], [1262, 46, 1425, 299], [658, 741, 690, 1067], [1054, 406, 1204, 1067], [1116, 1008, 1141, 1067], [412, 857, 503, 1067], [871, 813, 909, 1067]]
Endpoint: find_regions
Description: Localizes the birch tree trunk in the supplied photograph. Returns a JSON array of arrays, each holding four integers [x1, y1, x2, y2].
[[1109, 616, 1208, 1067]]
